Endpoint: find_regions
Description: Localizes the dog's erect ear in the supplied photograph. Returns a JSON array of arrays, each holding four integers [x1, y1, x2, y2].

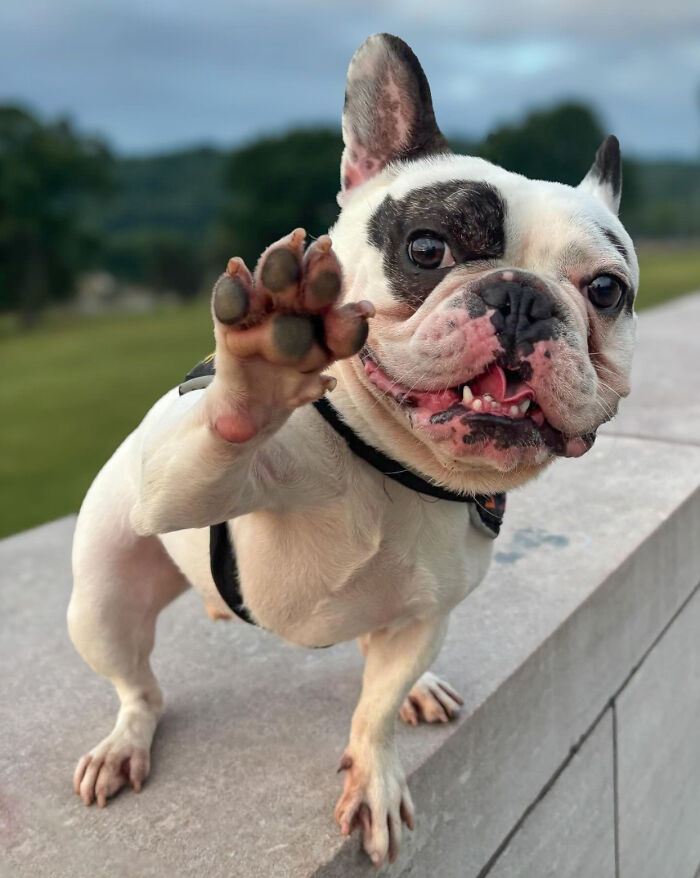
[[340, 33, 448, 200], [578, 135, 622, 214]]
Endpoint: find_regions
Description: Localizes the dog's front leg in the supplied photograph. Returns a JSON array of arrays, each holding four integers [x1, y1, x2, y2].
[[336, 615, 449, 866], [129, 229, 373, 535]]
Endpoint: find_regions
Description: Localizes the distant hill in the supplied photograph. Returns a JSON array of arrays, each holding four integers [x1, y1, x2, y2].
[[100, 146, 227, 241], [629, 159, 700, 238], [91, 135, 699, 291], [91, 147, 227, 292]]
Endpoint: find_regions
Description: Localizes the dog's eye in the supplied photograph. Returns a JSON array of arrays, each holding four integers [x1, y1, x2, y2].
[[587, 275, 625, 311], [407, 234, 455, 270]]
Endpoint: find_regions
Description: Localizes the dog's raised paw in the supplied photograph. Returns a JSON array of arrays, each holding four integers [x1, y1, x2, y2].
[[399, 671, 464, 725], [213, 230, 374, 371]]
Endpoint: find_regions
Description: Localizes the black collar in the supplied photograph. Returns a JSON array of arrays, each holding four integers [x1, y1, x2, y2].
[[312, 396, 473, 504], [311, 397, 506, 539], [179, 355, 505, 537]]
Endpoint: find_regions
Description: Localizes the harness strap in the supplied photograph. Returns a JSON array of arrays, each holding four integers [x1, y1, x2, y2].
[[311, 395, 505, 539], [209, 522, 255, 625]]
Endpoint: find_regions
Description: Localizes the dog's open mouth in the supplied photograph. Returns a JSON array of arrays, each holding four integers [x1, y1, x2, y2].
[[362, 354, 595, 460]]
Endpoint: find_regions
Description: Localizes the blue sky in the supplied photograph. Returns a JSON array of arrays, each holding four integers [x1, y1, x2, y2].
[[2, 0, 699, 158]]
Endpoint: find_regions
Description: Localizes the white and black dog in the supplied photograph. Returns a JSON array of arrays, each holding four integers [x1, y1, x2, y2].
[[69, 33, 637, 867]]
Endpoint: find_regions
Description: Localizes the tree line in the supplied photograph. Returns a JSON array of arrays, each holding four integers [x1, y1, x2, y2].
[[1, 101, 698, 325]]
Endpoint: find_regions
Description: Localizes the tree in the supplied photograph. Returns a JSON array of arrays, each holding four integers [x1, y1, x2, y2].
[[479, 102, 606, 185], [0, 106, 113, 326], [479, 101, 639, 217], [144, 232, 204, 299], [217, 128, 343, 266]]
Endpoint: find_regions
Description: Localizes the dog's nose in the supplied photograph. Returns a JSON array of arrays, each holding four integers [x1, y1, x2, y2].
[[475, 272, 557, 354]]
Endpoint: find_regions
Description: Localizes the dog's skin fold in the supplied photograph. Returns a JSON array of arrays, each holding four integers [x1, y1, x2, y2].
[[68, 33, 637, 867]]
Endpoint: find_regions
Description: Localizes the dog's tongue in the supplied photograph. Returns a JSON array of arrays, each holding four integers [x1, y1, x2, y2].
[[469, 364, 535, 405]]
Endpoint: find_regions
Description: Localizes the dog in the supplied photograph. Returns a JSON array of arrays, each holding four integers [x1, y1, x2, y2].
[[68, 33, 637, 867]]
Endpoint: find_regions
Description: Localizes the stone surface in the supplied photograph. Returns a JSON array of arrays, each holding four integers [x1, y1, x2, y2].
[[2, 430, 700, 877], [617, 585, 700, 878], [3, 295, 700, 878], [371, 435, 700, 878], [486, 711, 615, 878], [603, 292, 700, 445]]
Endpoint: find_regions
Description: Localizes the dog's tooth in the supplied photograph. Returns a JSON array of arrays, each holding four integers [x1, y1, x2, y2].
[[472, 398, 483, 411], [483, 394, 493, 403], [462, 385, 474, 404], [510, 405, 519, 416], [520, 399, 531, 413]]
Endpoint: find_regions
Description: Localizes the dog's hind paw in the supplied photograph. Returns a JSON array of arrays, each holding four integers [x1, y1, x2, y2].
[[399, 671, 464, 725]]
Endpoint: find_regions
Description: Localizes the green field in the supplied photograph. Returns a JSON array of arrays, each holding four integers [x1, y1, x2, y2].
[[0, 304, 214, 537], [633, 243, 700, 309], [2, 243, 699, 539]]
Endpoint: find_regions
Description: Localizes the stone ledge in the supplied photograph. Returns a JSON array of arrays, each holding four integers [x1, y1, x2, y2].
[[486, 710, 616, 878], [3, 433, 699, 878], [602, 289, 700, 446], [2, 294, 700, 878], [616, 583, 700, 878]]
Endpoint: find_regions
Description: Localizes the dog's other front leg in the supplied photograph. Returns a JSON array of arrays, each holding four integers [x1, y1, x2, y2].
[[336, 616, 448, 866]]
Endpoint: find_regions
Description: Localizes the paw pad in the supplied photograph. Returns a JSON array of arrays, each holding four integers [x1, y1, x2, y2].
[[213, 229, 374, 371]]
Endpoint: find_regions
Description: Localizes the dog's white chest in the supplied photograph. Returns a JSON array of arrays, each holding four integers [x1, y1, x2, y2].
[[230, 489, 492, 647]]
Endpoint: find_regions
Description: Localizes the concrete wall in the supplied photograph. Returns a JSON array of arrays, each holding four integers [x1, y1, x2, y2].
[[2, 293, 700, 877], [484, 586, 700, 878]]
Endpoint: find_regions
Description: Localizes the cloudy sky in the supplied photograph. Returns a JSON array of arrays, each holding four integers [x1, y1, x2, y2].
[[2, 0, 699, 158]]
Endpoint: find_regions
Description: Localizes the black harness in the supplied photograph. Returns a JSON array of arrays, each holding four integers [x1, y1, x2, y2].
[[179, 358, 505, 627]]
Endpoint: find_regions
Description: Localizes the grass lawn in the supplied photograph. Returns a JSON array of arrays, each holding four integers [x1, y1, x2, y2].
[[0, 303, 214, 538], [1, 241, 699, 539], [635, 242, 700, 310]]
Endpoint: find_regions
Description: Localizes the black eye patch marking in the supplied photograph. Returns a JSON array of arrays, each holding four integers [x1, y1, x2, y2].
[[596, 223, 630, 264], [560, 229, 635, 318], [593, 223, 635, 315], [367, 181, 506, 307]]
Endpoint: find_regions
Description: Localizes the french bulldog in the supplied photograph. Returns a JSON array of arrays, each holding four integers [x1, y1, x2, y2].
[[68, 33, 637, 867]]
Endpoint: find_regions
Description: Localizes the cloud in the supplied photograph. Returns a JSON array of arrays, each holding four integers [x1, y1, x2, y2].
[[0, 0, 698, 157]]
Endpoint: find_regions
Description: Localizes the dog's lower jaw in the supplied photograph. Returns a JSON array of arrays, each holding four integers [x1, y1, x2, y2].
[[331, 356, 552, 496]]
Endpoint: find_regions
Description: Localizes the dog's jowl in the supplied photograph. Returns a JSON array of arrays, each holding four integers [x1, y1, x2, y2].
[[68, 32, 637, 867]]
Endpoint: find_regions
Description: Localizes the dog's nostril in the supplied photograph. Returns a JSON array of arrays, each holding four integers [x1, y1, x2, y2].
[[529, 296, 554, 321], [480, 285, 510, 310]]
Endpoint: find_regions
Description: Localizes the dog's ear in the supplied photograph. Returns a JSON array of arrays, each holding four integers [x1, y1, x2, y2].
[[339, 33, 448, 201], [578, 135, 622, 214]]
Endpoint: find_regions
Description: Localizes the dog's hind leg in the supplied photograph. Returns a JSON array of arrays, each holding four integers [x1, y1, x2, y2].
[[398, 671, 464, 725], [68, 448, 189, 807], [357, 636, 463, 726]]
